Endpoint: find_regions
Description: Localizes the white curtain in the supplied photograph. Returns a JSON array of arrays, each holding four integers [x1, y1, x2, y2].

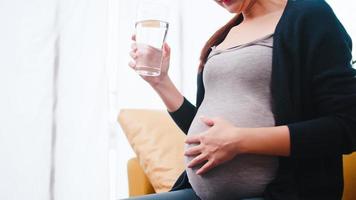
[[0, 0, 56, 199], [54, 0, 109, 199], [0, 0, 110, 199]]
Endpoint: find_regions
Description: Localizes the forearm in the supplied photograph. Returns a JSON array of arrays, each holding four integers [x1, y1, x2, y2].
[[151, 76, 184, 112], [238, 126, 290, 157]]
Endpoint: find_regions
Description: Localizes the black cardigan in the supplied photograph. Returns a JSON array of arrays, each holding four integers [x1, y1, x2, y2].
[[168, 0, 356, 199]]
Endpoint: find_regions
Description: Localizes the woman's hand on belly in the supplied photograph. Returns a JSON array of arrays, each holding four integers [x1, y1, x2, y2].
[[184, 116, 247, 175], [184, 116, 291, 175]]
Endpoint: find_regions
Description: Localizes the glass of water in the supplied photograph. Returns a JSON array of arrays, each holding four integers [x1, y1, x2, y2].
[[135, 0, 169, 76]]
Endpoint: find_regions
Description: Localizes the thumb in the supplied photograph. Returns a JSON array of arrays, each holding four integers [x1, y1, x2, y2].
[[200, 116, 214, 127]]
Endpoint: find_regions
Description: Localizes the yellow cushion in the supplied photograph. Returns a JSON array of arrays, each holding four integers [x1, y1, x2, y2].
[[118, 109, 186, 193], [343, 153, 356, 200], [127, 157, 155, 196]]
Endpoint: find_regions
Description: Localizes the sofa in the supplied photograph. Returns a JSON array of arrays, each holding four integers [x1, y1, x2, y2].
[[119, 109, 356, 200]]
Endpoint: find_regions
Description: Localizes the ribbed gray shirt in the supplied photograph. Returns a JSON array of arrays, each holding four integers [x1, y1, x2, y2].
[[185, 33, 278, 200]]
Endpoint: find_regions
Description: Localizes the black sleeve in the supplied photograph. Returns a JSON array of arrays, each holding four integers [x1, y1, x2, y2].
[[288, 2, 356, 157], [168, 97, 197, 134]]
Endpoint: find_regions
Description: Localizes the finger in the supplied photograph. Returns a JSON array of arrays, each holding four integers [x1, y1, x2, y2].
[[128, 61, 136, 69], [129, 51, 137, 59], [184, 145, 202, 157], [187, 153, 208, 168], [131, 34, 136, 41], [131, 43, 137, 51], [185, 135, 201, 144], [196, 160, 216, 175], [162, 43, 170, 60], [200, 116, 214, 127]]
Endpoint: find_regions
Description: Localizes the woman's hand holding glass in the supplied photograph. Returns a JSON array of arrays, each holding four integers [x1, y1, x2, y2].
[[129, 34, 171, 88]]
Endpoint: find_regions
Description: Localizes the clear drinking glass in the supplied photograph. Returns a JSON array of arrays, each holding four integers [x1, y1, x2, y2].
[[135, 0, 169, 76]]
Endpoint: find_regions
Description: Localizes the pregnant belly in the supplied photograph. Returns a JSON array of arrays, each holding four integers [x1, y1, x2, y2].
[[185, 114, 278, 200]]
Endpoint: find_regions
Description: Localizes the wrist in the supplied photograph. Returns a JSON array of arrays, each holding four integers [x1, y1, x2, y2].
[[150, 75, 170, 90], [233, 127, 250, 155], [150, 75, 184, 112]]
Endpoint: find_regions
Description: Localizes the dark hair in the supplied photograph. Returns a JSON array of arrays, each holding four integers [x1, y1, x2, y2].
[[198, 14, 244, 72]]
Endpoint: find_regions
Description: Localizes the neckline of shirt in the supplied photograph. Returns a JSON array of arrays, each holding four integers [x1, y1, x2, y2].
[[211, 33, 274, 53]]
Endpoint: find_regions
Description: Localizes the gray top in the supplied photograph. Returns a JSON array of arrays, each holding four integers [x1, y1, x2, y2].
[[185, 33, 278, 200]]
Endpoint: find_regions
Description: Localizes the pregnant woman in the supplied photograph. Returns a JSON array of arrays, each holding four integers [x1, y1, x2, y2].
[[126, 0, 356, 199]]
